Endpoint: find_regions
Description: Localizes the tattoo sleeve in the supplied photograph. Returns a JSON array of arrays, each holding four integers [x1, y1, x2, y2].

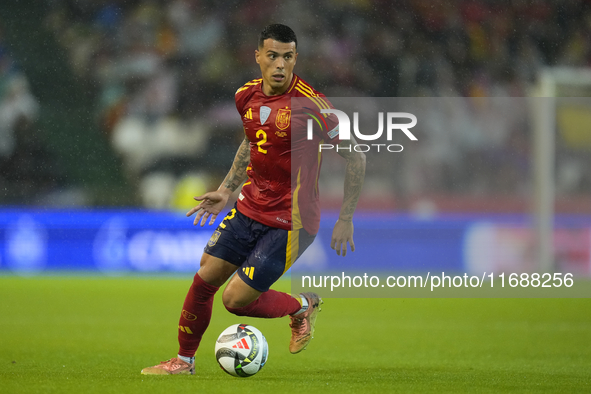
[[335, 136, 366, 221], [221, 137, 251, 192]]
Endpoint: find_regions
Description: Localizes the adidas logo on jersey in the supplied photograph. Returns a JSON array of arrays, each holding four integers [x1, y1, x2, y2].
[[244, 108, 253, 120]]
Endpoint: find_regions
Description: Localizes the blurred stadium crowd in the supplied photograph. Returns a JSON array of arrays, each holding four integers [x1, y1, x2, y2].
[[0, 25, 67, 204], [1, 0, 590, 210]]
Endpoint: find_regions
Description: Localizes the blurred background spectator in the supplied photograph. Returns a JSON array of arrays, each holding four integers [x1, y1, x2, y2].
[[0, 0, 590, 211], [0, 26, 65, 205]]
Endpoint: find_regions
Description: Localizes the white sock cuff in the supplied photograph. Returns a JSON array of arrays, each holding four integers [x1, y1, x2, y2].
[[294, 295, 309, 316], [178, 355, 194, 364]]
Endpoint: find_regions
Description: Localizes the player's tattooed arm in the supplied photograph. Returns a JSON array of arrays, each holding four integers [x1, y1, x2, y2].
[[336, 136, 366, 221], [330, 136, 366, 256], [221, 136, 251, 193], [186, 136, 250, 226]]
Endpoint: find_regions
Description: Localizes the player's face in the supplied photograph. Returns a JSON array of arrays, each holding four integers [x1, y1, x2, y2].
[[255, 39, 297, 96]]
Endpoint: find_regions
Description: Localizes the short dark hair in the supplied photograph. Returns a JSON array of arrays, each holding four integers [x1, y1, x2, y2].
[[258, 24, 297, 49]]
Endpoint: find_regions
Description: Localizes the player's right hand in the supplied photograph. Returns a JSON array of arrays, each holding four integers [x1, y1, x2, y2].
[[186, 191, 230, 226]]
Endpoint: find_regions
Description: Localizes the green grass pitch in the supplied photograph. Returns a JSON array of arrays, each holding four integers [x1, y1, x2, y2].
[[1, 276, 590, 393]]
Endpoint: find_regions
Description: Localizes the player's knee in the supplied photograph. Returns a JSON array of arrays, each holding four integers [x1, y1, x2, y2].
[[224, 299, 252, 315], [196, 255, 238, 288], [224, 303, 248, 316], [222, 291, 252, 311]]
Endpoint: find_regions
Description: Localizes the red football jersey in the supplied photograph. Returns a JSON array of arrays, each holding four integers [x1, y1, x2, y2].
[[234, 74, 339, 235]]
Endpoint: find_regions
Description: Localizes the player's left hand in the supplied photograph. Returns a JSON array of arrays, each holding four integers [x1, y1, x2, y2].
[[331, 219, 355, 257]]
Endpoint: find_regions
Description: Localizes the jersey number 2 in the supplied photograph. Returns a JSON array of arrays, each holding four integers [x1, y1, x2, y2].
[[256, 130, 268, 154]]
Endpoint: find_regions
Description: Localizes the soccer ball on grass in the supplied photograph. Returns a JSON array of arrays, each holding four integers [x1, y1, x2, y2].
[[215, 323, 268, 377]]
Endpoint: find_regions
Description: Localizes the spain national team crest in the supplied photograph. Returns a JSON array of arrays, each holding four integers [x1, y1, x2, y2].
[[275, 108, 291, 130]]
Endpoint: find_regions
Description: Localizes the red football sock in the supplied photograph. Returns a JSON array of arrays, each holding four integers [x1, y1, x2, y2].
[[177, 273, 219, 357], [225, 289, 301, 318]]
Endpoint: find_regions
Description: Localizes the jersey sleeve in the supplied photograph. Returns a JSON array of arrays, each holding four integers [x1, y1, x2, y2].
[[235, 87, 247, 116], [315, 93, 340, 142], [234, 78, 262, 117]]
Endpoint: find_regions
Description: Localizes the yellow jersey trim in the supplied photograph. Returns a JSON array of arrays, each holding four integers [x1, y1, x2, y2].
[[235, 79, 262, 95], [292, 167, 303, 231]]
